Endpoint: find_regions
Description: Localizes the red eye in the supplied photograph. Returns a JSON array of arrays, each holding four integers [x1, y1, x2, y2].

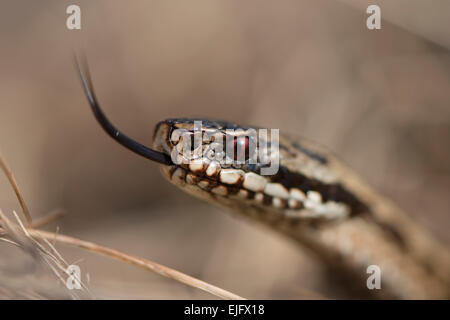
[[234, 136, 249, 161]]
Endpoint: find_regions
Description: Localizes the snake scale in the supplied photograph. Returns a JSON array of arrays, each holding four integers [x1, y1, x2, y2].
[[77, 61, 450, 299]]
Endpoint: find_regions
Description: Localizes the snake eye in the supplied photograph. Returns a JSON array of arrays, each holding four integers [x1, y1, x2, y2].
[[233, 136, 250, 161]]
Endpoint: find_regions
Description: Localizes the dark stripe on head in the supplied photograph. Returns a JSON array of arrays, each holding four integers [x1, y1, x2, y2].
[[270, 166, 369, 215], [291, 141, 328, 165]]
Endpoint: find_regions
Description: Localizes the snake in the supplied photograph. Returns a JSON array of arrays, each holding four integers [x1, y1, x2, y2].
[[76, 60, 450, 299]]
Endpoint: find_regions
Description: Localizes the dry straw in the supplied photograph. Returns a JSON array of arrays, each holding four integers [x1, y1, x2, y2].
[[0, 154, 245, 300]]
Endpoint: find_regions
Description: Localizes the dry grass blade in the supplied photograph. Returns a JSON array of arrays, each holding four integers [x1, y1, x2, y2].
[[0, 154, 32, 225], [0, 153, 245, 300], [0, 209, 89, 299], [29, 229, 245, 300], [31, 209, 65, 229]]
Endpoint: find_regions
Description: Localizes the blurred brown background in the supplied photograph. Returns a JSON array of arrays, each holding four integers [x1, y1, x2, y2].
[[0, 0, 449, 299]]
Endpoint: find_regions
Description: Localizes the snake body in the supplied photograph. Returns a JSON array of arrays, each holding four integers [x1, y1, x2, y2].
[[152, 119, 450, 299], [77, 63, 450, 299]]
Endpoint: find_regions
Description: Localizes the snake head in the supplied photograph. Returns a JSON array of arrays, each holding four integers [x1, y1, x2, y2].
[[152, 118, 277, 170], [152, 118, 296, 214], [151, 118, 284, 195], [152, 119, 353, 221]]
